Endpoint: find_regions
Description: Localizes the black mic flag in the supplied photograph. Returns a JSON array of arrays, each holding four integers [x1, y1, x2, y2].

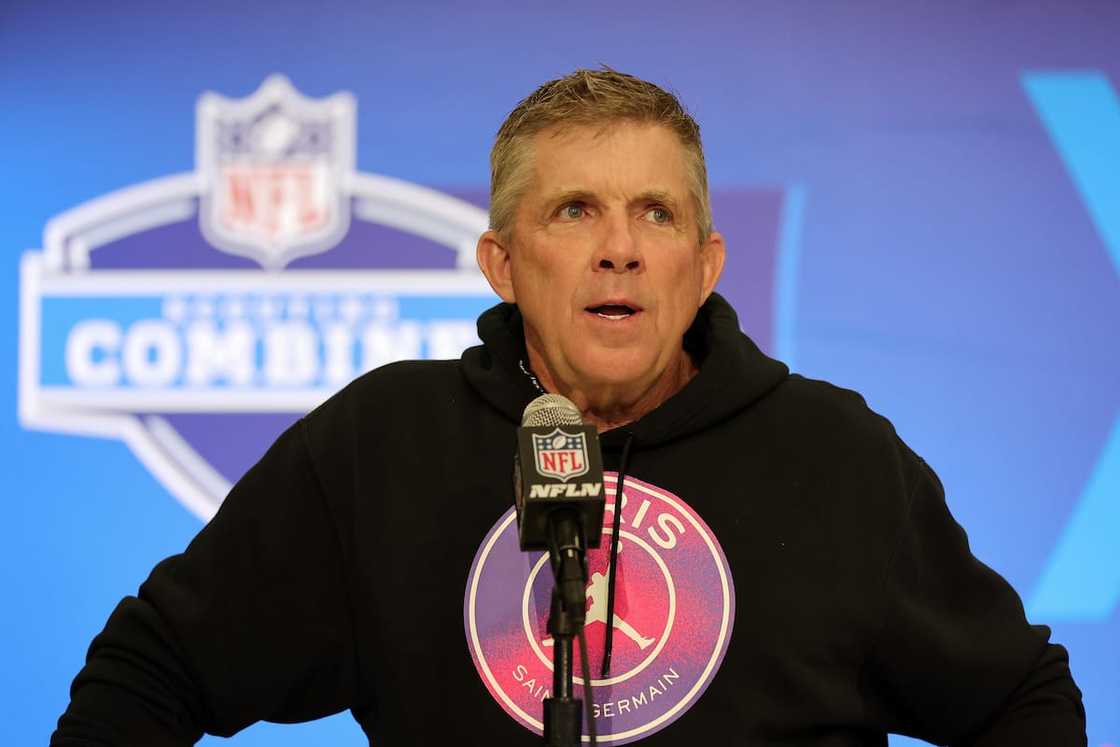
[[514, 394, 605, 552]]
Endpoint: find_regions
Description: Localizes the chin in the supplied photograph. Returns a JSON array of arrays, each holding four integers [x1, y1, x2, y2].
[[573, 350, 659, 390]]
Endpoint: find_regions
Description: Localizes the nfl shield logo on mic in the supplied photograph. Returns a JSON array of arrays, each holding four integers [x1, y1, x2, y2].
[[532, 429, 589, 482]]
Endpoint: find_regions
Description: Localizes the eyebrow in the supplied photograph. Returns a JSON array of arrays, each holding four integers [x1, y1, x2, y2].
[[542, 188, 683, 211], [634, 190, 681, 211], [544, 189, 596, 207]]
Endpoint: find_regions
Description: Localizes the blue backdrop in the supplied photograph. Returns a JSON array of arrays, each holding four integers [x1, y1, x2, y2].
[[3, 2, 1116, 744]]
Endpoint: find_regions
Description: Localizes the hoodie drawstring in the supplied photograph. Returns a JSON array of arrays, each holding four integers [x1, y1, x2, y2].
[[600, 432, 634, 678]]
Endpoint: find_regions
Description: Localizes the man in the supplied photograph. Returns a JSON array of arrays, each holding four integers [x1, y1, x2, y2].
[[53, 69, 1085, 745]]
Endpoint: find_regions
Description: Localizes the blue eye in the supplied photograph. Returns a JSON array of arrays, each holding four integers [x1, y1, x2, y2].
[[562, 203, 585, 220], [647, 207, 672, 224]]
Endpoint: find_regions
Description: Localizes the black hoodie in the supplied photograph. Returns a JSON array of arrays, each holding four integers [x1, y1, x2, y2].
[[53, 294, 1085, 746]]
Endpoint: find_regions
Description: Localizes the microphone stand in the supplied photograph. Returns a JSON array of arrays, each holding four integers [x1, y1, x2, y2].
[[543, 511, 592, 747]]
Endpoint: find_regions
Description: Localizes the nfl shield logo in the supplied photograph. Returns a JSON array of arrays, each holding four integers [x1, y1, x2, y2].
[[532, 429, 590, 482], [197, 75, 355, 269]]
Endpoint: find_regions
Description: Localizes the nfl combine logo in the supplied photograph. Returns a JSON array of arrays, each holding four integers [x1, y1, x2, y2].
[[532, 429, 589, 482], [18, 76, 494, 520]]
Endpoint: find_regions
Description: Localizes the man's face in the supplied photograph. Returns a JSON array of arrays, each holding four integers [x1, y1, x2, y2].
[[478, 121, 724, 404]]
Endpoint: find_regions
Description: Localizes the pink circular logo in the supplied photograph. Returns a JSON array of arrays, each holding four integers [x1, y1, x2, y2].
[[464, 473, 735, 743]]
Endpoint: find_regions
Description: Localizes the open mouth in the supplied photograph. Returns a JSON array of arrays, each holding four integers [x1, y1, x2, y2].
[[586, 303, 639, 321]]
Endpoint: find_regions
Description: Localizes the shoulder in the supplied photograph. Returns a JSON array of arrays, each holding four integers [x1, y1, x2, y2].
[[317, 359, 464, 413], [349, 357, 464, 391], [752, 373, 925, 504], [299, 359, 470, 448], [759, 373, 898, 445]]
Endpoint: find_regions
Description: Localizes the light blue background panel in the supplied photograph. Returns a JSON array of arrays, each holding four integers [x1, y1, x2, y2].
[[3, 2, 1116, 744]]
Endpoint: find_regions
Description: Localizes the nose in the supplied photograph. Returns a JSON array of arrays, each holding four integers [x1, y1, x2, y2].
[[594, 215, 643, 273]]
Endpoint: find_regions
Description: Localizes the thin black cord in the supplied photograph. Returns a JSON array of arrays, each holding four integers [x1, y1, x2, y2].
[[579, 629, 597, 746], [600, 434, 633, 678]]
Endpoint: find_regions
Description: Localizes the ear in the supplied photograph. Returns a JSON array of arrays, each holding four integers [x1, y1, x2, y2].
[[697, 230, 726, 305], [476, 230, 517, 303]]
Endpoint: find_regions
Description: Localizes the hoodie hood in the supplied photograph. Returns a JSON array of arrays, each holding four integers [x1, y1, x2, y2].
[[462, 292, 789, 446]]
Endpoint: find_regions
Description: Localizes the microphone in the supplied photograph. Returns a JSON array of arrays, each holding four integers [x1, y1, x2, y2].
[[515, 393, 604, 747], [514, 394, 605, 554]]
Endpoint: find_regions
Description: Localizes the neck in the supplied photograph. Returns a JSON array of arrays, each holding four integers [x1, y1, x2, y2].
[[527, 350, 697, 432]]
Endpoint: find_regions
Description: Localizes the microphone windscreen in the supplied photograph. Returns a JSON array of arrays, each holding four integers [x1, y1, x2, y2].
[[521, 393, 582, 427]]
